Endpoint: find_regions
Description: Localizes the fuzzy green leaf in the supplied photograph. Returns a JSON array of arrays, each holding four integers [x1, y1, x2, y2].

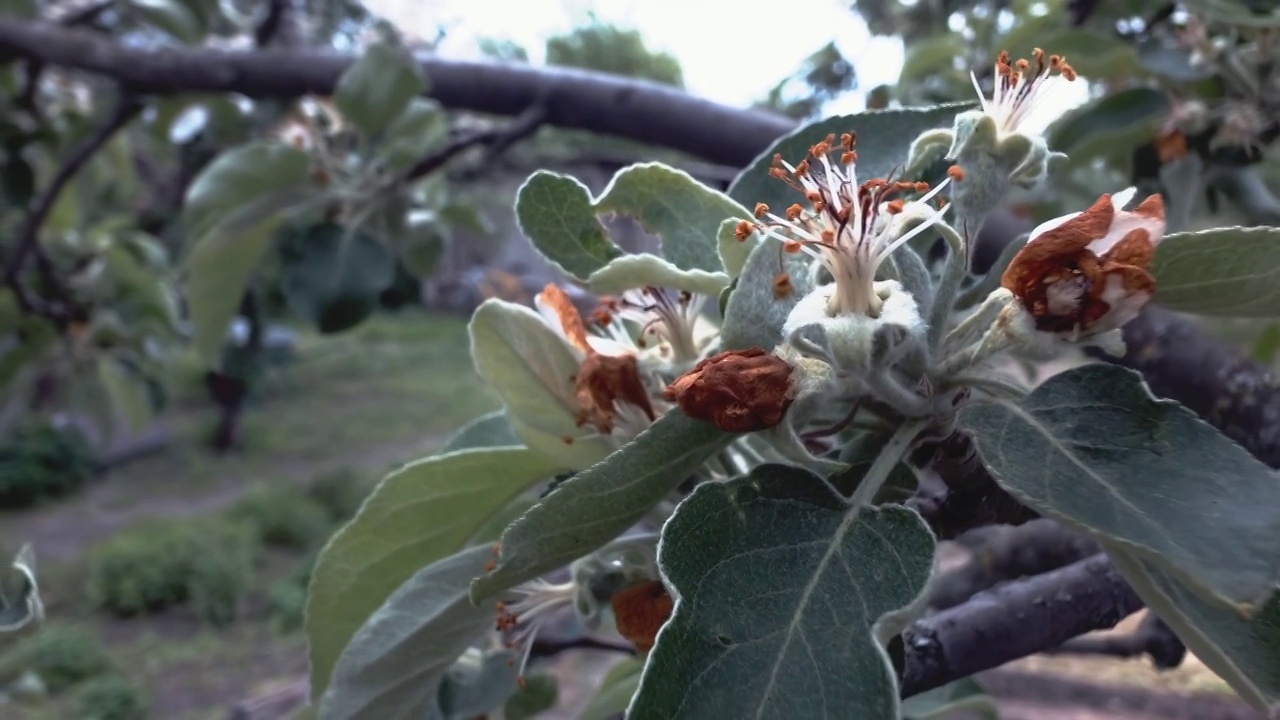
[[469, 410, 732, 603], [595, 163, 749, 274], [1109, 546, 1280, 714], [468, 299, 616, 470], [0, 545, 42, 633], [720, 231, 815, 351], [334, 43, 427, 140], [306, 447, 559, 703], [516, 164, 749, 283], [444, 411, 519, 453], [1049, 87, 1169, 159], [182, 142, 316, 364], [629, 464, 935, 720], [1153, 226, 1280, 317], [280, 223, 397, 334], [317, 545, 497, 719], [958, 363, 1280, 612], [581, 658, 645, 720], [515, 171, 623, 280]]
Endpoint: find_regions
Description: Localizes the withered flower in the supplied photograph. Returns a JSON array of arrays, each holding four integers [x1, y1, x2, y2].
[[1001, 188, 1166, 338], [538, 284, 661, 437], [664, 348, 794, 433], [611, 580, 674, 654]]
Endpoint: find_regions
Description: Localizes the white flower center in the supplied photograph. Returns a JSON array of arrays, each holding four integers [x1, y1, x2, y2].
[[754, 134, 951, 318], [974, 48, 1080, 137]]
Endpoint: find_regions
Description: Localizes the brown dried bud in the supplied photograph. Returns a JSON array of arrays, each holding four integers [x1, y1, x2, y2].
[[612, 580, 674, 654], [663, 347, 793, 433]]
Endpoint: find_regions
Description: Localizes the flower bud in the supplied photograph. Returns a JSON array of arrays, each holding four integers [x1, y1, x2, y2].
[[612, 580, 674, 654], [663, 348, 794, 433]]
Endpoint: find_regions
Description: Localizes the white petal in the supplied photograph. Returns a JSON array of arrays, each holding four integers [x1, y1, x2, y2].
[[1109, 187, 1138, 212], [1027, 211, 1082, 243]]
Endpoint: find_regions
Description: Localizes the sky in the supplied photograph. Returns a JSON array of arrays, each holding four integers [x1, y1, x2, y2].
[[364, 0, 907, 113]]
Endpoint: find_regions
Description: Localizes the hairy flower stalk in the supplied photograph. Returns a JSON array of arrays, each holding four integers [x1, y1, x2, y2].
[[746, 132, 951, 319]]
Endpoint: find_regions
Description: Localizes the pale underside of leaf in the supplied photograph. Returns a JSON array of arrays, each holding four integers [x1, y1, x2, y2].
[[306, 447, 559, 702]]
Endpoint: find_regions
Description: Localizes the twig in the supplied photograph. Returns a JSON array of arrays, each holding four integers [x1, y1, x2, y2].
[[254, 0, 291, 48], [907, 432, 1038, 540], [927, 519, 1101, 611], [1043, 612, 1187, 669], [900, 553, 1145, 698], [530, 635, 636, 656], [406, 105, 547, 182], [3, 93, 143, 320]]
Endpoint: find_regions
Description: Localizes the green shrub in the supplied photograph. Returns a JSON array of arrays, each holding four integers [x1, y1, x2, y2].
[[76, 675, 148, 720], [88, 518, 257, 626], [0, 625, 112, 693], [267, 550, 318, 633], [306, 468, 370, 523], [0, 424, 95, 508], [228, 485, 333, 550]]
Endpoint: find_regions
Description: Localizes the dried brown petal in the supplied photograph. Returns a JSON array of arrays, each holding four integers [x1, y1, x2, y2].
[[574, 352, 657, 435], [612, 580, 674, 654], [538, 283, 592, 353], [999, 195, 1162, 335], [663, 348, 793, 433]]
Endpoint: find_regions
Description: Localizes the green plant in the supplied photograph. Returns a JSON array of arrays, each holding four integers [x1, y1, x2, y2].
[[228, 485, 334, 550], [0, 625, 111, 693], [76, 675, 149, 720], [0, 424, 95, 509], [269, 550, 319, 633], [88, 518, 257, 626], [306, 468, 371, 523]]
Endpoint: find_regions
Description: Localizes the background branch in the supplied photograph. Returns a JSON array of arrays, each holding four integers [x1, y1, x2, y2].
[[0, 18, 794, 168], [3, 92, 142, 321]]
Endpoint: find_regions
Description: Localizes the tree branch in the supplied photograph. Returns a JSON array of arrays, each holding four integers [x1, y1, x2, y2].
[[3, 92, 142, 320], [1042, 612, 1187, 669], [899, 553, 1145, 698], [409, 105, 546, 182], [0, 18, 794, 168], [908, 433, 1038, 540], [926, 519, 1101, 610]]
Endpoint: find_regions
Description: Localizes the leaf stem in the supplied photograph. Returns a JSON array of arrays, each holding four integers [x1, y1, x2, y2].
[[846, 419, 930, 508], [926, 220, 968, 353]]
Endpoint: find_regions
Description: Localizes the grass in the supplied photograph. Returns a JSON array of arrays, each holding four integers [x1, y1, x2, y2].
[[0, 309, 499, 718]]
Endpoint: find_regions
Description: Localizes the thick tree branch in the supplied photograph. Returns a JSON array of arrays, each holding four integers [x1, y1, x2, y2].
[[1043, 612, 1187, 669], [900, 553, 1145, 698], [0, 18, 794, 168], [3, 92, 142, 320], [926, 519, 1100, 610]]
